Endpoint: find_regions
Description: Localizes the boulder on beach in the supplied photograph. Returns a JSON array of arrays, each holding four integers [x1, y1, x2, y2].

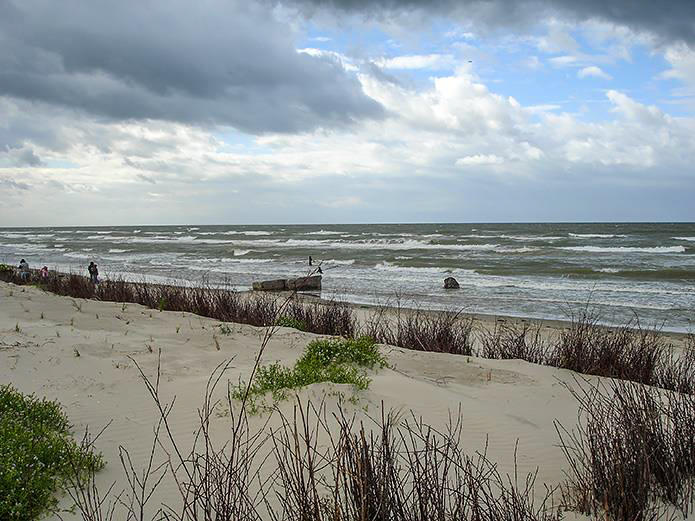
[[443, 276, 460, 289]]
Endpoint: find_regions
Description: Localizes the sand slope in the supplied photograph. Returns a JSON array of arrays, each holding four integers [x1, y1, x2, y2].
[[1, 281, 594, 519]]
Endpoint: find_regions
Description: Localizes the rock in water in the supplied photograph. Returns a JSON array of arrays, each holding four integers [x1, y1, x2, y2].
[[443, 277, 460, 289]]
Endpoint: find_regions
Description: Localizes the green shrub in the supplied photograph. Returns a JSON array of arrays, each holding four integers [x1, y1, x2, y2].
[[0, 386, 104, 521], [0, 264, 13, 273], [275, 316, 307, 331], [218, 323, 232, 335], [233, 336, 386, 404]]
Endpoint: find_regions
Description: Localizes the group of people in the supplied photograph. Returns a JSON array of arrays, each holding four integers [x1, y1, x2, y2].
[[15, 259, 100, 284]]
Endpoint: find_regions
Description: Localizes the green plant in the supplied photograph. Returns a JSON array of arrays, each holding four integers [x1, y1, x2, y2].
[[218, 323, 232, 335], [275, 316, 307, 331], [0, 263, 13, 273], [0, 386, 103, 520], [157, 297, 167, 312], [232, 336, 386, 407]]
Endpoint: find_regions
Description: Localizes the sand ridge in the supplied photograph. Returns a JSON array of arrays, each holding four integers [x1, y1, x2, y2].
[[2, 281, 598, 519]]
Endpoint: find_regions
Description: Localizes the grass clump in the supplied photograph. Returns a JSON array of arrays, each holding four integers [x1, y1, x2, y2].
[[233, 336, 387, 405], [275, 315, 307, 331], [0, 385, 104, 521]]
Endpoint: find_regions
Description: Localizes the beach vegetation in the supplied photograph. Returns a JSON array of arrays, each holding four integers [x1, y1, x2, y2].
[[474, 312, 695, 394], [65, 358, 560, 521], [274, 315, 307, 331], [0, 385, 103, 521], [478, 320, 548, 364], [3, 268, 693, 394], [217, 323, 232, 335], [556, 377, 695, 520], [232, 336, 386, 406], [0, 263, 13, 273], [365, 304, 475, 355]]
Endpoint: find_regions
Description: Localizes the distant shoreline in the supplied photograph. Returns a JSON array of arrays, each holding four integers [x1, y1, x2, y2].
[[5, 264, 689, 343]]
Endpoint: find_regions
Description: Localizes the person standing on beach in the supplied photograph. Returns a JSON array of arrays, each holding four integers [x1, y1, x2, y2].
[[18, 259, 30, 281], [88, 262, 99, 284]]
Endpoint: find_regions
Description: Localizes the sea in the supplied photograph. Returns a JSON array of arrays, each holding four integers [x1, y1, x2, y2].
[[1, 223, 694, 332]]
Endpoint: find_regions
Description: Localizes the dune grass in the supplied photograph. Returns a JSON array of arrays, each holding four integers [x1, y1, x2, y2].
[[274, 315, 307, 331], [557, 377, 695, 520], [2, 269, 693, 394], [0, 385, 104, 521], [232, 336, 387, 406]]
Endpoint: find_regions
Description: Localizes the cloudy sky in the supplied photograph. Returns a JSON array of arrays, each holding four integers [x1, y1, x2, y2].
[[1, 0, 695, 226]]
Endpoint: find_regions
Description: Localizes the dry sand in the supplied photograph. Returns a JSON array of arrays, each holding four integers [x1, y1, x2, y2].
[[0, 281, 686, 519]]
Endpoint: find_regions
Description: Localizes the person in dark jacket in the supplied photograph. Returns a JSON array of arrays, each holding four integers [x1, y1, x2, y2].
[[18, 259, 30, 281], [88, 262, 99, 284]]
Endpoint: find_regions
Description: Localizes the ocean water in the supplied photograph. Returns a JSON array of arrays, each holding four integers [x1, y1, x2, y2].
[[1, 223, 694, 332]]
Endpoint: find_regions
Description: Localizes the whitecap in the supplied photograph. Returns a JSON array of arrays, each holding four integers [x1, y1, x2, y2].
[[569, 233, 627, 238], [322, 259, 355, 265], [306, 230, 340, 235], [561, 246, 685, 254]]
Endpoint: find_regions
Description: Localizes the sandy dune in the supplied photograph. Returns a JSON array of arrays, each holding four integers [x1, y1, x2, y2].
[[1, 281, 616, 519]]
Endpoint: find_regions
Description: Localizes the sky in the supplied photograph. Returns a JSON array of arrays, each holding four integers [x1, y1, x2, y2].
[[1, 0, 695, 226]]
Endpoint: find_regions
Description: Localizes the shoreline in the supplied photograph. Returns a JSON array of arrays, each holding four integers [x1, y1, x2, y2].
[[290, 289, 693, 344], [2, 266, 691, 343]]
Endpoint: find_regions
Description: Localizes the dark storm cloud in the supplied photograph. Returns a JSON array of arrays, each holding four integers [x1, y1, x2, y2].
[[0, 0, 383, 134], [13, 147, 43, 167], [288, 0, 695, 45]]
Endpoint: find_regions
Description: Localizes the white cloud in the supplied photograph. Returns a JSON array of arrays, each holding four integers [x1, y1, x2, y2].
[[2, 49, 695, 224], [455, 154, 504, 166], [549, 55, 577, 67], [660, 44, 695, 107], [578, 65, 612, 80], [375, 54, 456, 70]]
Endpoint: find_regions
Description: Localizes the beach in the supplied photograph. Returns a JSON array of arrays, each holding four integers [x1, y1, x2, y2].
[[1, 279, 692, 519]]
